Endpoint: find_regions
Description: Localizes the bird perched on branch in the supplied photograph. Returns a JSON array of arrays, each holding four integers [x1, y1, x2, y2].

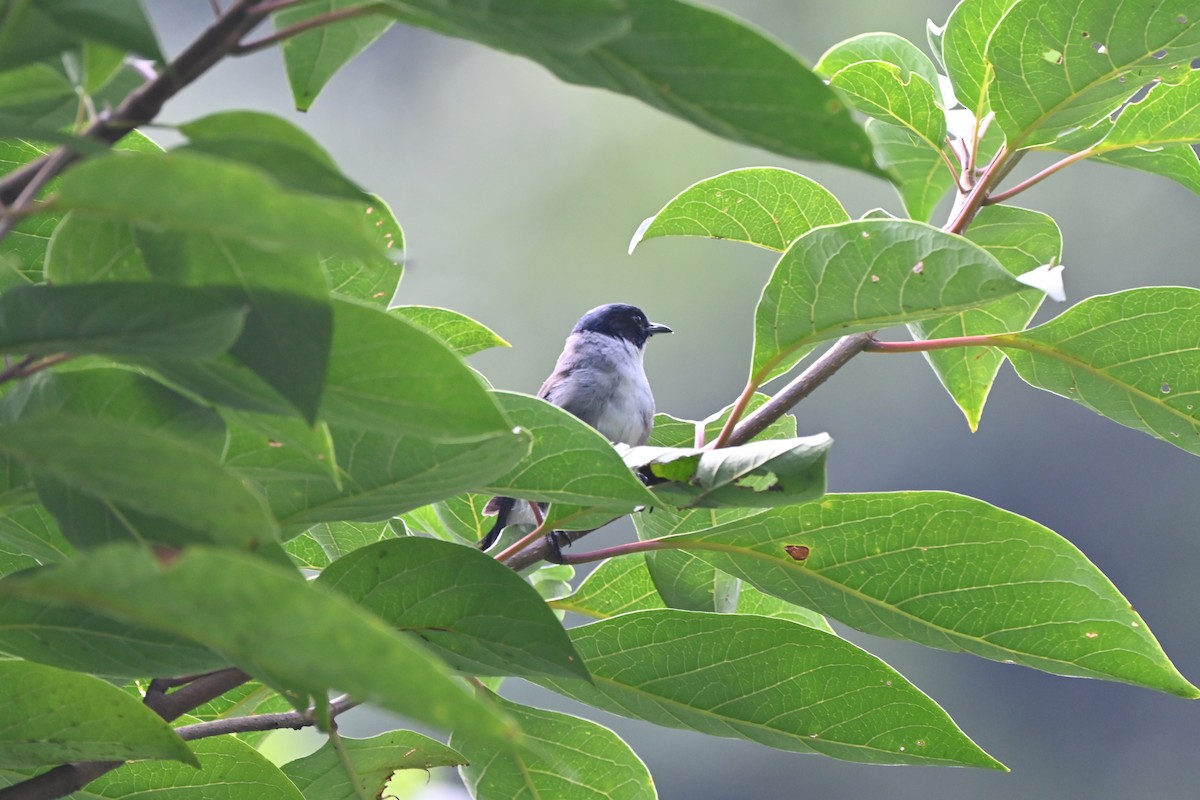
[[479, 303, 671, 552]]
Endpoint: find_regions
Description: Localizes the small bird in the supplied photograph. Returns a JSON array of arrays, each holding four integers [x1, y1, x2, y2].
[[479, 303, 671, 551]]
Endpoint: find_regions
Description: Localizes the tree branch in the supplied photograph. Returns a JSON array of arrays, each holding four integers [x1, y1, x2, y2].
[[234, 4, 385, 55]]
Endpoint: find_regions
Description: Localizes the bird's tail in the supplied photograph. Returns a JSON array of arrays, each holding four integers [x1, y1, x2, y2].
[[478, 496, 515, 551]]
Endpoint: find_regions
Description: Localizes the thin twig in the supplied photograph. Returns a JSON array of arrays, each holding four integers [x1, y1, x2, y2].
[[985, 149, 1095, 205], [495, 518, 550, 564], [235, 4, 384, 55], [174, 694, 360, 741]]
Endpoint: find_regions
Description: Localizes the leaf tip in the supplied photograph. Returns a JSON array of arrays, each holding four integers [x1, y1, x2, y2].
[[629, 216, 654, 255]]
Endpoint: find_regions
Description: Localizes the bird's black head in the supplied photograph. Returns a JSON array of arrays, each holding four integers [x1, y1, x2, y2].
[[572, 303, 672, 349]]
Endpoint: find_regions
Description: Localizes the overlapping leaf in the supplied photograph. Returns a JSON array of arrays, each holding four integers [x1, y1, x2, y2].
[[538, 609, 1004, 768], [284, 731, 464, 800], [664, 492, 1197, 696], [753, 219, 1029, 383], [988, 0, 1200, 147], [0, 660, 195, 768], [630, 167, 849, 253], [999, 287, 1200, 456], [453, 694, 656, 800], [394, 306, 509, 356], [909, 205, 1060, 429], [865, 119, 956, 222], [0, 283, 246, 359], [815, 32, 942, 89], [0, 544, 520, 741], [317, 538, 588, 679], [942, 0, 1016, 116]]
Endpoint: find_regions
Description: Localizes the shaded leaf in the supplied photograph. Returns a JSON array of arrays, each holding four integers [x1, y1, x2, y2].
[[376, 0, 883, 174], [286, 520, 396, 570], [276, 2, 395, 111], [318, 537, 588, 679], [321, 300, 512, 441], [44, 213, 150, 283], [865, 119, 956, 222], [0, 660, 196, 768], [539, 610, 1004, 767], [0, 282, 246, 360], [667, 492, 1198, 696], [0, 544, 520, 741], [0, 506, 72, 576], [553, 554, 665, 619], [630, 167, 849, 254]]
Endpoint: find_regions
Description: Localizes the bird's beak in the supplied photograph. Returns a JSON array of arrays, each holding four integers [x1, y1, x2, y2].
[[647, 322, 672, 336]]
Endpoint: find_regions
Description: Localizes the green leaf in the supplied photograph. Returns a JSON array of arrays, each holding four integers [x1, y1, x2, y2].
[[276, 2, 395, 111], [628, 434, 830, 509], [0, 283, 247, 359], [665, 492, 1198, 696], [539, 609, 1004, 768], [752, 219, 1029, 383], [0, 0, 162, 71], [321, 300, 513, 441], [0, 595, 228, 678], [736, 583, 833, 633], [482, 392, 656, 510], [865, 119, 956, 222], [453, 694, 656, 800], [318, 538, 588, 679], [0, 544, 520, 741], [377, 0, 883, 175], [1095, 68, 1200, 150], [136, 230, 334, 424], [827, 60, 946, 150], [286, 520, 396, 569], [85, 725, 305, 800], [552, 554, 666, 619], [0, 506, 72, 575], [815, 31, 942, 89], [283, 731, 464, 800], [988, 0, 1200, 147], [178, 110, 369, 202], [0, 660, 196, 768], [909, 205, 1060, 430], [1000, 287, 1200, 457], [0, 413, 280, 553], [44, 213, 151, 283], [230, 425, 531, 531], [942, 0, 1016, 116], [630, 167, 849, 254], [54, 151, 388, 262], [323, 196, 404, 306], [393, 306, 510, 357]]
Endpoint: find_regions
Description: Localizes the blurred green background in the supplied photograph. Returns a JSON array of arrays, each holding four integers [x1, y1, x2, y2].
[[150, 1, 1200, 798]]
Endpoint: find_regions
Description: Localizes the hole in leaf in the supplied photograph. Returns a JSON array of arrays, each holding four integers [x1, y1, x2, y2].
[[1152, 49, 1168, 59], [1092, 42, 1108, 54], [1042, 48, 1064, 64]]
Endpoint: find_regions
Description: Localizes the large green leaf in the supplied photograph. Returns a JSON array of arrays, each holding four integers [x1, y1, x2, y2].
[[0, 283, 246, 359], [0, 660, 195, 768], [553, 554, 667, 619], [452, 694, 656, 800], [283, 731, 464, 800], [0, 594, 228, 677], [320, 300, 512, 441], [664, 492, 1197, 696], [988, 0, 1200, 147], [0, 0, 163, 72], [482, 391, 656, 509], [539, 610, 1003, 768], [368, 0, 882, 174], [815, 31, 942, 89], [630, 167, 849, 253], [53, 151, 387, 262], [752, 219, 1028, 383], [1000, 287, 1200, 457], [827, 60, 946, 150], [0, 545, 520, 742], [0, 413, 280, 554], [317, 538, 588, 679], [228, 424, 531, 531], [909, 205, 1060, 430], [1096, 67, 1200, 150], [136, 230, 333, 423]]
